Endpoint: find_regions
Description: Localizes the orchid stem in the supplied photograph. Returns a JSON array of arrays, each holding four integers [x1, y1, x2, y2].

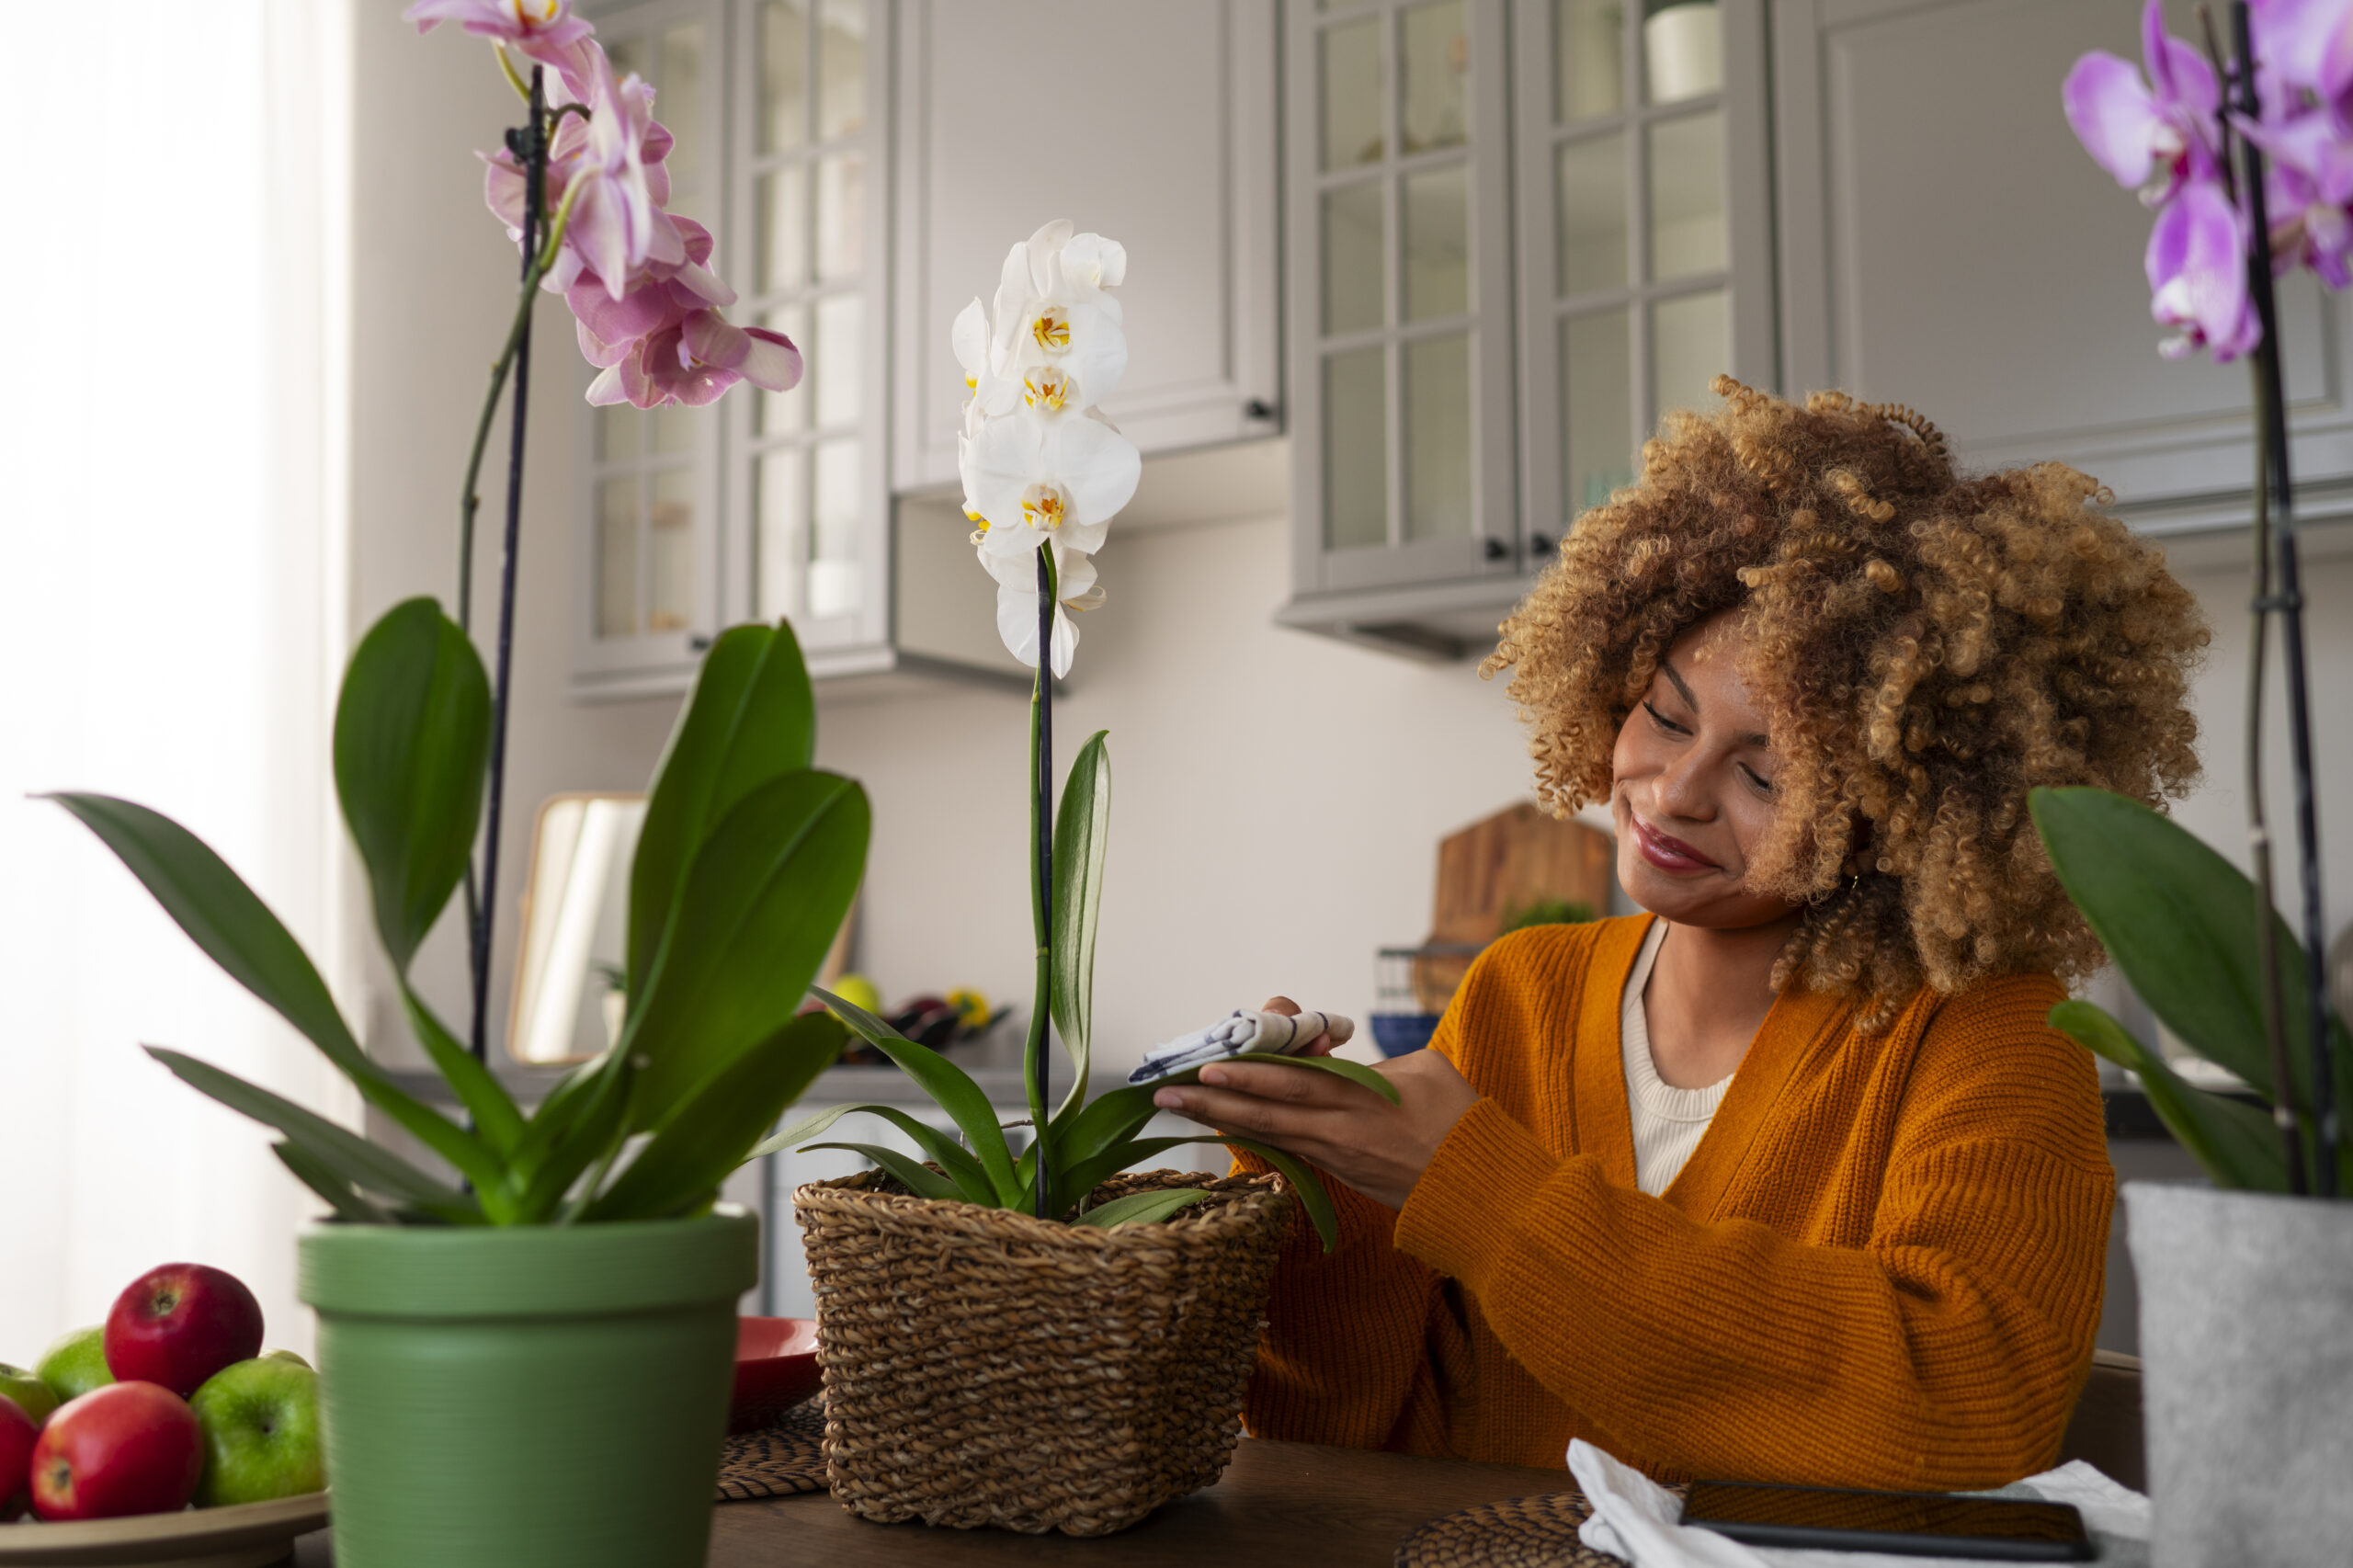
[[494, 42, 531, 103], [1024, 545, 1059, 1217], [2233, 0, 2337, 1194]]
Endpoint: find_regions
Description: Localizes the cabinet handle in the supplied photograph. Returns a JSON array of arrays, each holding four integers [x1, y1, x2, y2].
[[1528, 534, 1555, 558], [1483, 538, 1510, 562], [688, 634, 712, 653], [1244, 398, 1279, 422]]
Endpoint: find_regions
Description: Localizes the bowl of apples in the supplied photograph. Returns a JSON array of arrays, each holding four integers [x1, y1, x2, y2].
[[0, 1263, 328, 1565]]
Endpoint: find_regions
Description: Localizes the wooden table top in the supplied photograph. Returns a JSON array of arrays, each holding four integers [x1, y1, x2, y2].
[[283, 1437, 1572, 1565], [704, 1437, 1574, 1567]]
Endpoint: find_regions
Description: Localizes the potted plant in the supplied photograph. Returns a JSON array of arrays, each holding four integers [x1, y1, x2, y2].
[[46, 6, 848, 1564], [2053, 5, 2350, 1562], [765, 221, 1393, 1537]]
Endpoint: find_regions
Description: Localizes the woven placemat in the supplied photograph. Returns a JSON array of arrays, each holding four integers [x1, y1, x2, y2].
[[715, 1398, 829, 1501], [1393, 1489, 1622, 1568]]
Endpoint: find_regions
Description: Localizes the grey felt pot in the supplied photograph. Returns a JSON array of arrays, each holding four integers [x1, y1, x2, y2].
[[2126, 1181, 2353, 1568]]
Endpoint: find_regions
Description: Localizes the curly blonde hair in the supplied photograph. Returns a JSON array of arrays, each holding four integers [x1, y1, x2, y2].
[[1482, 378, 2207, 1025]]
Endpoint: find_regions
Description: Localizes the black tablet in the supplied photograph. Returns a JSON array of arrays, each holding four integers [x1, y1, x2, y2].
[[1680, 1480, 2095, 1561]]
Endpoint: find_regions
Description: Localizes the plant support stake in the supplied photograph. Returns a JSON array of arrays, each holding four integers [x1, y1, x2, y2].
[[2233, 1, 2337, 1194], [1026, 546, 1057, 1217]]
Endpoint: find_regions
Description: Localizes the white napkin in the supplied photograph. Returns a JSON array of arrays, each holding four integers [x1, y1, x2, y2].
[[1569, 1438, 2153, 1568], [1126, 1008, 1356, 1085]]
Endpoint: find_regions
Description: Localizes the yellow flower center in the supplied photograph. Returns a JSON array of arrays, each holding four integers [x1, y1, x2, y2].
[[1020, 485, 1069, 532], [965, 507, 988, 546], [1030, 307, 1071, 354], [1023, 368, 1075, 412]]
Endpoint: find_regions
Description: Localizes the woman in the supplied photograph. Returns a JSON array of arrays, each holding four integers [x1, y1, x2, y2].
[[1154, 381, 2205, 1491]]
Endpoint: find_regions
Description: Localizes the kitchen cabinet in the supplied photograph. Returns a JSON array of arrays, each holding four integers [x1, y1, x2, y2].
[[1772, 0, 2353, 534], [888, 0, 1283, 494], [1278, 0, 1776, 658]]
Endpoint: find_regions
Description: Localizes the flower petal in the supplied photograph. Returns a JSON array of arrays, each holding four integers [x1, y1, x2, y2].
[[739, 327, 804, 392], [2063, 51, 2165, 189]]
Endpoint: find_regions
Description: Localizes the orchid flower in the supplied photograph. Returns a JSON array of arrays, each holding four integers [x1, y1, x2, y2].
[[2240, 108, 2353, 283], [965, 408, 1142, 562], [2148, 180, 2262, 358], [984, 544, 1105, 679], [986, 222, 1131, 412], [586, 310, 801, 409], [402, 0, 597, 96], [2063, 0, 2223, 202], [2254, 0, 2353, 122]]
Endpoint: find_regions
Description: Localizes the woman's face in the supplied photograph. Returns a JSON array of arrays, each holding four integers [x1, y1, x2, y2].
[[1610, 610, 1801, 930]]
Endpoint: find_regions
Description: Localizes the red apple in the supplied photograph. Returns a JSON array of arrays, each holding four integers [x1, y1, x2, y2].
[[0, 1394, 36, 1521], [30, 1382, 202, 1520], [105, 1264, 264, 1398]]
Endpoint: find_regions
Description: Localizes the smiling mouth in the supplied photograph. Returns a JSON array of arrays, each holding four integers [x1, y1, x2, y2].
[[1631, 814, 1722, 874]]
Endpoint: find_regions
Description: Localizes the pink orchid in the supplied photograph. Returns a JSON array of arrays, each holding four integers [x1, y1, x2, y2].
[[2240, 108, 2353, 283], [2253, 0, 2353, 121], [586, 312, 802, 409], [402, 0, 597, 96], [2063, 0, 2223, 202], [566, 216, 736, 358], [2146, 179, 2261, 358]]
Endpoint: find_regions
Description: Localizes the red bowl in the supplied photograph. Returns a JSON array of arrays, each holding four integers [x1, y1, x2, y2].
[[730, 1316, 821, 1434]]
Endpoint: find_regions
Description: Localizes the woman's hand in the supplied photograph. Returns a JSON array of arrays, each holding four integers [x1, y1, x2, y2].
[[1151, 996, 1480, 1210]]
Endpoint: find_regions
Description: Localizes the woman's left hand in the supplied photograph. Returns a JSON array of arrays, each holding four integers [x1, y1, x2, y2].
[[1151, 1026, 1481, 1211]]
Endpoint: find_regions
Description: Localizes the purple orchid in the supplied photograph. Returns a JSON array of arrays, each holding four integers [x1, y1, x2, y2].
[[586, 312, 803, 409], [2253, 0, 2353, 120], [402, 0, 597, 95], [2064, 0, 2224, 201], [2240, 107, 2353, 282], [2147, 179, 2262, 358], [565, 216, 736, 351]]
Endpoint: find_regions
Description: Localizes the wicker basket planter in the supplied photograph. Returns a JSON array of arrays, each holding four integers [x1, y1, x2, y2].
[[793, 1166, 1294, 1536]]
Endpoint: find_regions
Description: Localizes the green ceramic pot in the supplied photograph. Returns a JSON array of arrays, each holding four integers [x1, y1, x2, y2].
[[299, 1210, 757, 1568]]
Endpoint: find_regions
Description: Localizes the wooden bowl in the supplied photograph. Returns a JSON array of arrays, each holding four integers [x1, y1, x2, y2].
[[0, 1491, 327, 1567], [730, 1316, 820, 1434]]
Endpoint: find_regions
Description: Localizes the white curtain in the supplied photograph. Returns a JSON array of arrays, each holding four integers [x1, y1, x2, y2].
[[0, 2, 355, 1361]]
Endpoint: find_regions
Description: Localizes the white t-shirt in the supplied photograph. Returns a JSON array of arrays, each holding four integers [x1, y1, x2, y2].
[[1620, 920, 1733, 1195]]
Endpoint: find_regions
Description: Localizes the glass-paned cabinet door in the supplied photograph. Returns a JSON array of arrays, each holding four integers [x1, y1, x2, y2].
[[575, 0, 727, 692], [1288, 0, 1518, 596], [1513, 0, 1773, 552], [725, 0, 890, 653]]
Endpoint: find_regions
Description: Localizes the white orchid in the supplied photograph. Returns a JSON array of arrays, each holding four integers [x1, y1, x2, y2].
[[983, 542, 1105, 679], [956, 219, 1134, 676], [965, 406, 1140, 562], [987, 220, 1130, 413]]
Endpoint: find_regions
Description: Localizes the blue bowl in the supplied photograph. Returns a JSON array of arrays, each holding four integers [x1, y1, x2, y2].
[[1370, 1013, 1442, 1057]]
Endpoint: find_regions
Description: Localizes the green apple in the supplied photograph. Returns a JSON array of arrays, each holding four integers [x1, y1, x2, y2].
[[0, 1364, 58, 1426], [188, 1358, 323, 1506], [34, 1327, 111, 1403], [259, 1350, 311, 1370]]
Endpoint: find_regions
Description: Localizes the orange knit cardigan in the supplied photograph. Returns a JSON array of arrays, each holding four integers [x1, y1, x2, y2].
[[1241, 915, 2114, 1490]]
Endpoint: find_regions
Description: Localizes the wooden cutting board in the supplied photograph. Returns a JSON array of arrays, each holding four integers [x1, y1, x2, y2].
[[1415, 803, 1614, 1010]]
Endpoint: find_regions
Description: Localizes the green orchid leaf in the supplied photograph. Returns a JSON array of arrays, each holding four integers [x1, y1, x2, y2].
[[1040, 1082, 1164, 1187], [820, 1105, 995, 1205], [2031, 787, 2350, 1119], [271, 1141, 392, 1225], [1219, 1138, 1340, 1251], [1074, 1187, 1212, 1229], [747, 1101, 871, 1162], [47, 793, 503, 1193], [1050, 1133, 1214, 1214], [507, 1058, 633, 1223], [333, 597, 491, 974], [399, 985, 523, 1159], [624, 772, 868, 1133], [629, 623, 816, 997], [585, 1012, 846, 1221], [807, 984, 1022, 1204], [800, 1143, 966, 1203], [150, 1048, 484, 1222], [1176, 1051, 1402, 1104], [2049, 1000, 2289, 1191], [1050, 731, 1111, 1115]]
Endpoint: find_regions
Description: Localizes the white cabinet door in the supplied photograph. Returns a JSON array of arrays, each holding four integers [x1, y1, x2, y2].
[[890, 0, 1282, 493], [1774, 0, 2353, 533]]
